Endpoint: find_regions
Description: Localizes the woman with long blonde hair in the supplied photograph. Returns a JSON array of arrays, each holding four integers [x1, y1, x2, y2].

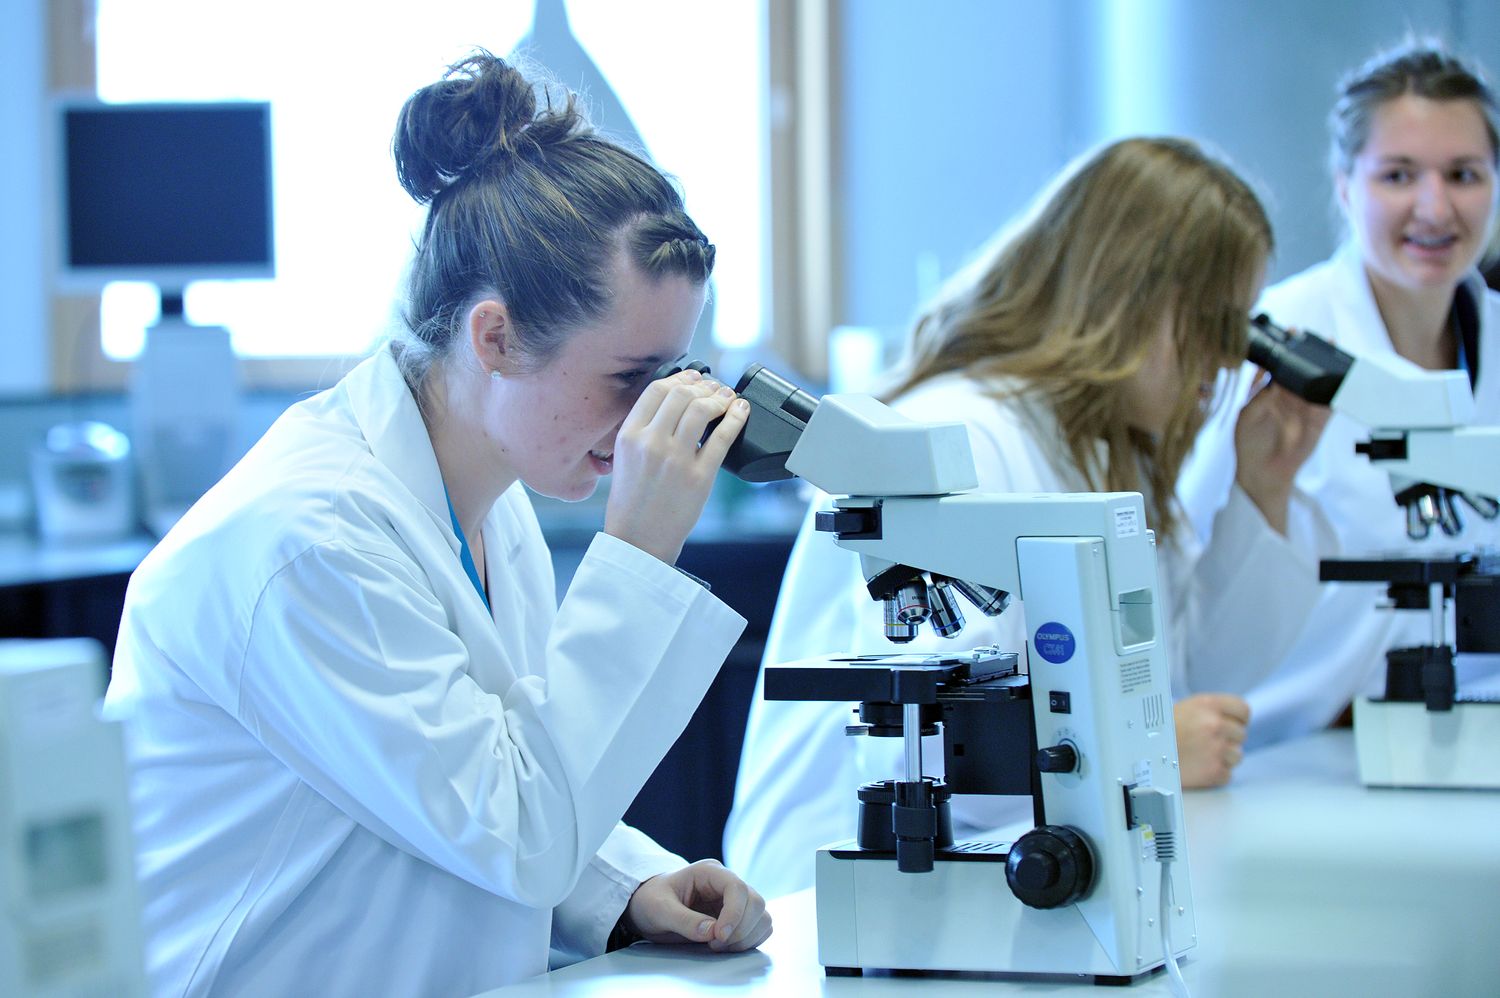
[[726, 137, 1331, 900]]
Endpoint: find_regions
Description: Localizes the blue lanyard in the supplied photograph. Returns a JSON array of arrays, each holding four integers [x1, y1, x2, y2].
[[445, 490, 490, 612]]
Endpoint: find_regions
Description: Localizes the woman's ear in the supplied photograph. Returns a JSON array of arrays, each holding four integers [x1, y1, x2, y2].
[[468, 299, 515, 376], [1334, 171, 1350, 214]]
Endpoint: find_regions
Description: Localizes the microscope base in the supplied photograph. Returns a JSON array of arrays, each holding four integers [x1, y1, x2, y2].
[[1354, 696, 1500, 789], [813, 844, 1189, 981]]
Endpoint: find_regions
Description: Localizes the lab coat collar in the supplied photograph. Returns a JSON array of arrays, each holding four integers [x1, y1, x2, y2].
[[344, 346, 453, 542], [1330, 239, 1488, 357], [1329, 240, 1392, 355]]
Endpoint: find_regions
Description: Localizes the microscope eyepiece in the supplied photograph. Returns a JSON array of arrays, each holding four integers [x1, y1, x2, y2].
[[652, 355, 821, 482], [652, 356, 714, 381], [1245, 313, 1352, 406]]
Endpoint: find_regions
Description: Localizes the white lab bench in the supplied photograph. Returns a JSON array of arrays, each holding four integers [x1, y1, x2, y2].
[[480, 729, 1500, 998]]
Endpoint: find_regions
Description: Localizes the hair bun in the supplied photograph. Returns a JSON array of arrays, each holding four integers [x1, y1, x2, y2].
[[394, 50, 581, 204]]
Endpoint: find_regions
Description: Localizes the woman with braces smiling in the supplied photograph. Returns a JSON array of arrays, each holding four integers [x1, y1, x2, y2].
[[1181, 38, 1500, 748]]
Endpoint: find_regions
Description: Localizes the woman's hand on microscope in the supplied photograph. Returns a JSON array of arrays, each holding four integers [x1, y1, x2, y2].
[[1233, 368, 1330, 535], [623, 859, 773, 952], [605, 369, 750, 565], [1175, 693, 1251, 789]]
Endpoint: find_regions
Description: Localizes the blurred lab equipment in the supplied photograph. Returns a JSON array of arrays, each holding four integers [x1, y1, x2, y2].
[[1247, 313, 1499, 539], [1250, 315, 1500, 790], [29, 422, 135, 542], [130, 321, 239, 537], [1320, 552, 1500, 789], [56, 100, 272, 538], [56, 101, 274, 300], [0, 638, 146, 997]]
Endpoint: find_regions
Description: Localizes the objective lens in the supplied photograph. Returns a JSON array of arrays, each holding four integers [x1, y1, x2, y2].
[[1406, 499, 1433, 541], [928, 579, 966, 638], [1437, 490, 1463, 537], [950, 578, 1012, 616], [1461, 492, 1500, 520], [893, 580, 930, 624], [883, 599, 918, 643]]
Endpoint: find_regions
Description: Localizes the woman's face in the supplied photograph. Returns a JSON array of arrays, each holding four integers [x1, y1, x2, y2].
[[1339, 94, 1497, 299], [1122, 267, 1265, 438], [1120, 313, 1181, 437], [484, 259, 707, 502]]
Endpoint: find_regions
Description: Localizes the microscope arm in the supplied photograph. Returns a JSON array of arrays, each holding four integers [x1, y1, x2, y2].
[[1248, 314, 1500, 537], [1354, 426, 1500, 498]]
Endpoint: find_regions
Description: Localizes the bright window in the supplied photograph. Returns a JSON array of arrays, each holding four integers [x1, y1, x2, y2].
[[93, 1, 766, 360]]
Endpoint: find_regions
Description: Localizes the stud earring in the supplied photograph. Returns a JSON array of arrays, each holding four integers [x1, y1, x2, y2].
[[490, 370, 503, 382]]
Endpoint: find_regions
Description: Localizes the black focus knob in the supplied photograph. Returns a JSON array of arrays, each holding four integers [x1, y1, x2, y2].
[[1010, 850, 1059, 891], [1006, 825, 1094, 909], [1036, 742, 1079, 774]]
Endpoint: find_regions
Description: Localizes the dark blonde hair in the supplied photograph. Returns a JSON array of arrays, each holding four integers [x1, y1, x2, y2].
[[884, 137, 1272, 539], [391, 51, 715, 388], [1329, 39, 1499, 178]]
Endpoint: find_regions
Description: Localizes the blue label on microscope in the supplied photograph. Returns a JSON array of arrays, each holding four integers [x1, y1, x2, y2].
[[1033, 622, 1076, 664]]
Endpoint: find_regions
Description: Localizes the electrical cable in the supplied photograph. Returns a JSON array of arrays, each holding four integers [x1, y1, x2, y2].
[[1159, 860, 1188, 998], [1129, 785, 1191, 998]]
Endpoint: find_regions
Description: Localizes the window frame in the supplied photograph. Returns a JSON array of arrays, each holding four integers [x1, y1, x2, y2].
[[46, 0, 832, 393]]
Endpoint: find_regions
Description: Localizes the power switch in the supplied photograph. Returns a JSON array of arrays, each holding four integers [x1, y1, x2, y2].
[[1048, 690, 1072, 714]]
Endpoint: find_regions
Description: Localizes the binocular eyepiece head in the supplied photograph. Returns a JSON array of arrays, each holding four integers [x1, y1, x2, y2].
[[1244, 313, 1352, 407], [652, 355, 821, 483]]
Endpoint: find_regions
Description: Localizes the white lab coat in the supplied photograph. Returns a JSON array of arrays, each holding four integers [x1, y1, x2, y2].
[[724, 374, 1330, 899], [1180, 242, 1500, 746], [103, 347, 746, 997]]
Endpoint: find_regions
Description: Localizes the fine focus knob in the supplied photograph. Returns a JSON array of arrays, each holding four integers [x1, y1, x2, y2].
[[1010, 850, 1059, 891], [1036, 742, 1079, 774], [1006, 825, 1094, 909]]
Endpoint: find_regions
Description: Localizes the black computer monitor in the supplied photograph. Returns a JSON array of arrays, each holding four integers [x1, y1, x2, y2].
[[56, 100, 274, 313]]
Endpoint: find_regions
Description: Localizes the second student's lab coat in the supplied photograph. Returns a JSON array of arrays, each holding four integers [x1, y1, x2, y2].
[[103, 346, 746, 997], [1180, 241, 1500, 746], [724, 374, 1330, 899]]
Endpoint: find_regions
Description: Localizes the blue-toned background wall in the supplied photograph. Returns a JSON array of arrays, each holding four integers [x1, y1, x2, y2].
[[833, 0, 1500, 342]]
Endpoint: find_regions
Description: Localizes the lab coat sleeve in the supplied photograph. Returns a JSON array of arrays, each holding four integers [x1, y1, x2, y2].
[[549, 822, 686, 968], [235, 532, 744, 911], [1177, 368, 1253, 545], [1175, 482, 1336, 696], [721, 508, 877, 899]]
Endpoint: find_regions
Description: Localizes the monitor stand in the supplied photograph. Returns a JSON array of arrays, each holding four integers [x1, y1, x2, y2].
[[129, 295, 240, 537]]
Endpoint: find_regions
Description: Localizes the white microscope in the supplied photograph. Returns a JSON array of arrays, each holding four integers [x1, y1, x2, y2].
[[691, 361, 1195, 983], [1249, 316, 1500, 789]]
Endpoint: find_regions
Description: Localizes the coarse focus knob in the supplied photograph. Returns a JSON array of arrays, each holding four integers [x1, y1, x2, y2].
[[1036, 742, 1078, 774], [1006, 825, 1094, 909]]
